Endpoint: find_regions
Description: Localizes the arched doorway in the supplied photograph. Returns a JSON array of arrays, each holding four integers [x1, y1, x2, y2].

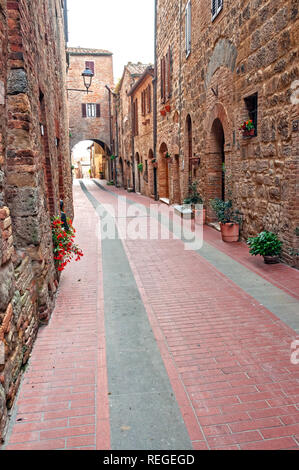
[[118, 157, 124, 187], [159, 143, 169, 200], [210, 118, 225, 201], [186, 115, 193, 188], [135, 152, 141, 193], [148, 149, 157, 198]]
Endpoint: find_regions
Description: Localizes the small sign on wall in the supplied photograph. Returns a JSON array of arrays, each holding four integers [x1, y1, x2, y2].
[[0, 80, 4, 105]]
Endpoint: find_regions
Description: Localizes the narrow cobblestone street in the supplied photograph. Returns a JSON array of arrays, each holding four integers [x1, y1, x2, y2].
[[3, 180, 299, 450]]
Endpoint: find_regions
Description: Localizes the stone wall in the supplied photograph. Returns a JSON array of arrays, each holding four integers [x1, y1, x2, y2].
[[130, 71, 154, 197], [155, 0, 299, 266], [114, 63, 153, 191], [0, 0, 72, 441]]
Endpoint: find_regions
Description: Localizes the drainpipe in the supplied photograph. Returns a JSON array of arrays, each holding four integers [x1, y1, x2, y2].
[[153, 0, 158, 200], [106, 85, 117, 184], [130, 95, 136, 192]]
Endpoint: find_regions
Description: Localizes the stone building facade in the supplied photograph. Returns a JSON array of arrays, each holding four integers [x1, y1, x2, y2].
[[155, 0, 299, 265], [67, 47, 114, 161], [114, 63, 153, 190], [0, 0, 72, 440], [128, 67, 155, 197]]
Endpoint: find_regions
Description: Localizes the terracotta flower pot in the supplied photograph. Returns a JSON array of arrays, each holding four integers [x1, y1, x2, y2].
[[242, 129, 255, 137], [165, 105, 171, 112], [220, 222, 239, 242], [263, 255, 280, 264], [160, 110, 166, 116]]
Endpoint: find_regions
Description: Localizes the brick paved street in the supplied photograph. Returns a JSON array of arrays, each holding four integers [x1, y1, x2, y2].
[[3, 180, 299, 450]]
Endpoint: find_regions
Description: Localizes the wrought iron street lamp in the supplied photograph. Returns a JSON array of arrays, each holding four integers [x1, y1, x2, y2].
[[82, 67, 94, 94]]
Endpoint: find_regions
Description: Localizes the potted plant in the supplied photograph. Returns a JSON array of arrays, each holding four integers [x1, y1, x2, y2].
[[137, 162, 143, 172], [151, 158, 158, 168], [239, 119, 255, 137], [184, 181, 205, 223], [210, 198, 241, 242], [160, 109, 166, 116], [247, 231, 282, 264], [165, 104, 171, 112], [110, 155, 116, 160], [165, 152, 171, 159]]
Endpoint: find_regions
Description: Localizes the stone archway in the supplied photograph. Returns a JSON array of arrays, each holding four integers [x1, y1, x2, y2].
[[158, 142, 169, 200], [205, 103, 231, 221], [71, 138, 111, 180]]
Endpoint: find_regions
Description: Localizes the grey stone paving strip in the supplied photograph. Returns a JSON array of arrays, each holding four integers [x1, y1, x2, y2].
[[79, 181, 193, 450], [92, 180, 299, 334]]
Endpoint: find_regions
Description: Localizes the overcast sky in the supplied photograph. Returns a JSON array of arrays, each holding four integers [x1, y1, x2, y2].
[[67, 0, 155, 84]]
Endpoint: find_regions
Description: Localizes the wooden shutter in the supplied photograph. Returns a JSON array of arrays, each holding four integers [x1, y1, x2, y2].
[[148, 85, 151, 113], [160, 58, 164, 102], [212, 0, 223, 20], [96, 104, 101, 117], [82, 103, 87, 118], [167, 46, 172, 99], [135, 100, 138, 135], [85, 61, 95, 74]]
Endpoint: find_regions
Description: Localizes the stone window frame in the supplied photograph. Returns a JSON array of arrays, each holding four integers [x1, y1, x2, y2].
[[211, 0, 223, 22], [185, 0, 191, 58]]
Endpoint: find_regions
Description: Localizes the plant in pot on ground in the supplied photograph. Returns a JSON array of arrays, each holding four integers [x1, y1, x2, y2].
[[247, 231, 283, 264], [184, 181, 205, 223], [137, 162, 143, 172], [210, 198, 241, 242]]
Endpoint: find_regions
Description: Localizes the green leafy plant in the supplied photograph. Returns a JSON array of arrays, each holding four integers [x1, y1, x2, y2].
[[107, 180, 115, 186], [184, 181, 203, 206], [137, 162, 143, 172], [239, 119, 255, 132], [210, 198, 241, 224], [52, 217, 83, 272], [165, 152, 171, 158], [247, 231, 282, 257], [110, 155, 116, 160]]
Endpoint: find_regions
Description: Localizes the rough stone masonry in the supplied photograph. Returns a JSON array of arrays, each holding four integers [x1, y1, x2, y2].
[[0, 0, 73, 440]]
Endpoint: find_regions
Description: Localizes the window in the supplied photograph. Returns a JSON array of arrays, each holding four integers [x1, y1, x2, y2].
[[141, 90, 146, 116], [212, 0, 223, 21], [185, 0, 191, 57], [85, 61, 95, 75], [244, 92, 258, 136], [161, 57, 166, 103], [167, 47, 172, 98], [82, 103, 100, 118], [161, 47, 172, 102], [147, 85, 151, 113], [132, 99, 138, 136]]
